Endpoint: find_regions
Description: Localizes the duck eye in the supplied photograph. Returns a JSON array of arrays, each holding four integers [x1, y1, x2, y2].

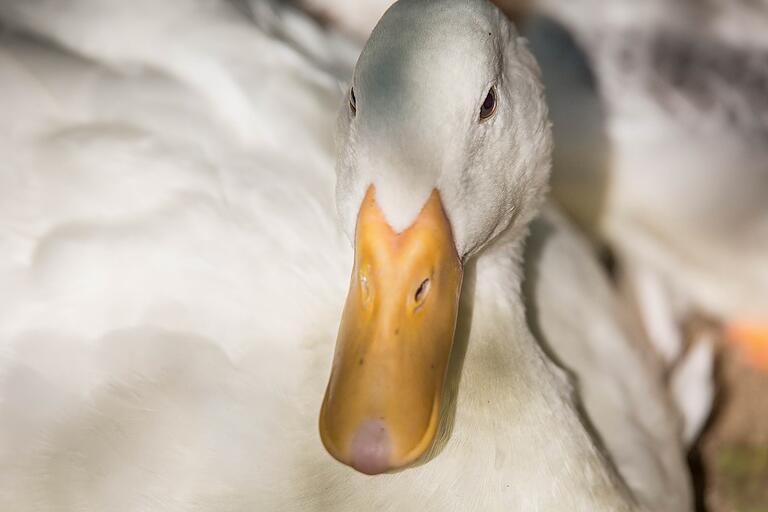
[[479, 86, 496, 121], [349, 87, 357, 116]]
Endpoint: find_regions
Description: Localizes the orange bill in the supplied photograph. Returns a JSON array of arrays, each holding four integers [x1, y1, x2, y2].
[[726, 321, 768, 371], [319, 186, 463, 474]]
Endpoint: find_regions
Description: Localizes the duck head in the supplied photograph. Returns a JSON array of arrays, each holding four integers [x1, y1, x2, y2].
[[319, 0, 551, 475]]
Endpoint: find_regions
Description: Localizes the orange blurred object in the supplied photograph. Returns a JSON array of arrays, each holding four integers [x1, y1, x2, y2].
[[726, 322, 768, 371]]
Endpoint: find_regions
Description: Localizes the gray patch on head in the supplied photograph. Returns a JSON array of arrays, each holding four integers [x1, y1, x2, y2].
[[354, 0, 499, 169]]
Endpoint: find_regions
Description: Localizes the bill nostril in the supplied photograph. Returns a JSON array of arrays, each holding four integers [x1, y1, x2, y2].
[[350, 419, 392, 475], [359, 267, 372, 305], [414, 278, 431, 307]]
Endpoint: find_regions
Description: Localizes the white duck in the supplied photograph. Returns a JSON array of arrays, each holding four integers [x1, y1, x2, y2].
[[524, 0, 768, 369], [0, 0, 693, 510]]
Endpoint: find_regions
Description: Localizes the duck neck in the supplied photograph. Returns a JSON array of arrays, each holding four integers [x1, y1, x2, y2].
[[449, 230, 636, 511]]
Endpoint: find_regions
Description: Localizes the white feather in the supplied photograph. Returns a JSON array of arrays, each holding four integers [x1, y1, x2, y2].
[[0, 1, 694, 510]]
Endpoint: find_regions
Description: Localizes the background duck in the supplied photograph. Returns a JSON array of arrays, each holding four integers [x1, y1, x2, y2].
[[525, 0, 768, 371], [0, 0, 697, 510]]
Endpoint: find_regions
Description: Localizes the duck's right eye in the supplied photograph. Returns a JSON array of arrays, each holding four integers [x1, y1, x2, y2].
[[349, 87, 357, 116], [479, 86, 496, 121]]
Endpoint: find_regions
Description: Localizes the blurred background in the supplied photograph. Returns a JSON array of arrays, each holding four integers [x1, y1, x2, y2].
[[0, 0, 765, 510]]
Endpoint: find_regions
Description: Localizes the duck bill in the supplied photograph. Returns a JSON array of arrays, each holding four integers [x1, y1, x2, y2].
[[320, 186, 463, 475]]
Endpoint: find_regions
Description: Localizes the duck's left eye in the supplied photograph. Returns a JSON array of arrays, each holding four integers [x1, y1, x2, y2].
[[349, 87, 357, 116], [479, 86, 496, 121]]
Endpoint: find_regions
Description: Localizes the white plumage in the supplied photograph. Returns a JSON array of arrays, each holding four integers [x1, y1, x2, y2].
[[0, 1, 695, 510]]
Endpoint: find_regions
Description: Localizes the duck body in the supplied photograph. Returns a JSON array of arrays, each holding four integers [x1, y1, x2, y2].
[[0, 0, 692, 510]]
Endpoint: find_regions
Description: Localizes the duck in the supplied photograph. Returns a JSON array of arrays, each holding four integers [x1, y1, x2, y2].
[[0, 0, 695, 510], [519, 0, 768, 371]]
